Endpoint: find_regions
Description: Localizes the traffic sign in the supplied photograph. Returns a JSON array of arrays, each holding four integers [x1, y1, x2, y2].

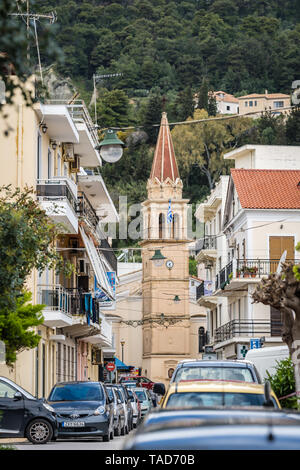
[[250, 338, 261, 349], [106, 362, 115, 372]]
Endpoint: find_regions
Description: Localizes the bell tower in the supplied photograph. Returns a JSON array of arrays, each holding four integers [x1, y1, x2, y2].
[[141, 112, 191, 384]]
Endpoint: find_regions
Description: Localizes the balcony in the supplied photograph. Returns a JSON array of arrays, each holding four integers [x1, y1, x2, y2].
[[99, 237, 118, 273], [77, 191, 99, 233], [214, 258, 300, 295], [36, 178, 78, 234], [37, 284, 73, 327], [45, 100, 100, 167], [196, 280, 218, 309], [38, 285, 102, 329], [85, 313, 113, 348], [214, 318, 283, 344], [196, 236, 217, 263]]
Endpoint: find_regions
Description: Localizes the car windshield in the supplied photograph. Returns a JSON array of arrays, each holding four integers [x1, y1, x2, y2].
[[135, 390, 147, 401], [166, 392, 278, 408], [48, 383, 104, 402], [174, 367, 254, 383]]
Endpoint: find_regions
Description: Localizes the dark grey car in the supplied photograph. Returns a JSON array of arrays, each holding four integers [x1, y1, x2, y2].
[[47, 381, 114, 442], [106, 385, 125, 436]]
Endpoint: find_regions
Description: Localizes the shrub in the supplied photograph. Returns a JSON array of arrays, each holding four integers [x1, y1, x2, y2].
[[266, 357, 297, 409]]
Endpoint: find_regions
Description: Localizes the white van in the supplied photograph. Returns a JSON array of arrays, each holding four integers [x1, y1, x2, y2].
[[245, 345, 289, 381]]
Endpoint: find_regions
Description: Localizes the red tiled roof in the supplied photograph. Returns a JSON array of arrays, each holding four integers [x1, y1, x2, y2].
[[214, 91, 239, 103], [238, 93, 290, 100], [150, 112, 180, 182], [231, 169, 300, 209]]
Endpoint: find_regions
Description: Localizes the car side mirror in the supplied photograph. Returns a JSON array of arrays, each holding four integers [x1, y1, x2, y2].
[[153, 382, 165, 396], [14, 391, 23, 401], [263, 380, 274, 407], [117, 399, 121, 405]]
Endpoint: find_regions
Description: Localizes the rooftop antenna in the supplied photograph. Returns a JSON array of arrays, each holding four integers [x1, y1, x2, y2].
[[10, 2, 57, 83], [92, 73, 123, 126]]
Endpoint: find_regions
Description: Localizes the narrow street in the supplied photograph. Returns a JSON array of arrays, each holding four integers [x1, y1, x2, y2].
[[6, 435, 125, 450]]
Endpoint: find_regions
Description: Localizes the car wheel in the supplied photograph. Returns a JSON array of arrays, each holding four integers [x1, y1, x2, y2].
[[110, 428, 114, 440], [103, 432, 110, 442], [125, 424, 129, 435], [121, 424, 125, 436], [26, 419, 53, 445]]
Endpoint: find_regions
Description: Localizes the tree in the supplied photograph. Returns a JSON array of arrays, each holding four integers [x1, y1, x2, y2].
[[141, 89, 163, 144], [96, 88, 133, 128], [0, 185, 72, 365], [266, 357, 297, 409], [252, 258, 300, 408], [0, 291, 44, 366], [197, 78, 209, 111], [286, 106, 300, 145], [207, 91, 217, 116], [173, 86, 195, 121], [171, 109, 253, 191]]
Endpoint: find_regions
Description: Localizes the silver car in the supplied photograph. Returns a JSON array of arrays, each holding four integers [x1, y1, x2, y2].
[[126, 388, 141, 428], [133, 387, 152, 419], [106, 385, 125, 437]]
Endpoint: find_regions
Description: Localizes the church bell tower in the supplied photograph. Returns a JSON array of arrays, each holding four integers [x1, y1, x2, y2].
[[141, 112, 191, 384]]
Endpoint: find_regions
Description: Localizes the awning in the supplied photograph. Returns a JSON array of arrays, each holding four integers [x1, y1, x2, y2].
[[79, 226, 114, 300], [114, 357, 131, 370]]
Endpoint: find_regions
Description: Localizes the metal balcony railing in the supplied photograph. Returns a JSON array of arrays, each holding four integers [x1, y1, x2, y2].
[[98, 237, 118, 274], [37, 285, 100, 325], [203, 236, 217, 250], [36, 178, 78, 214], [44, 99, 99, 148], [77, 191, 99, 231], [236, 258, 300, 277], [214, 318, 282, 343]]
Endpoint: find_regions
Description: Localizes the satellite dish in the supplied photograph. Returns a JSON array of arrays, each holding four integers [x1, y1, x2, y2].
[[276, 250, 287, 274]]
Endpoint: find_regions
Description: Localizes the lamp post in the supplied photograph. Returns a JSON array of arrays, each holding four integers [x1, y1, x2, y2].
[[120, 340, 125, 363], [95, 129, 125, 163], [150, 249, 166, 267]]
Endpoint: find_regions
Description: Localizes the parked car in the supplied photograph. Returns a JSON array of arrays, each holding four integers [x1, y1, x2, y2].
[[0, 376, 58, 444], [47, 381, 114, 442], [119, 375, 155, 390], [160, 380, 280, 409], [133, 387, 153, 419], [108, 383, 133, 433], [123, 407, 300, 450], [126, 388, 141, 428], [105, 385, 125, 436]]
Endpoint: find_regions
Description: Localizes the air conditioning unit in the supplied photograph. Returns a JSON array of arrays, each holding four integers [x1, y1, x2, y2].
[[62, 143, 75, 162], [70, 154, 80, 173], [228, 237, 236, 248]]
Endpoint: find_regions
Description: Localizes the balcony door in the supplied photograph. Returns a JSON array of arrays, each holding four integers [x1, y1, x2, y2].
[[269, 236, 295, 272]]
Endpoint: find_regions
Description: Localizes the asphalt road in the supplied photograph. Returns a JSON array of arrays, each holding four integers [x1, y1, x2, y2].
[[2, 435, 126, 450]]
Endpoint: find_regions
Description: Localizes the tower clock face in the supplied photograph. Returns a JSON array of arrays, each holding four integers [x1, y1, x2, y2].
[[166, 259, 174, 269]]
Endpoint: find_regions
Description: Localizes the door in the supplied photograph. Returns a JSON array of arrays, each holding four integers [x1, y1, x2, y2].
[[0, 380, 25, 436], [269, 236, 295, 272]]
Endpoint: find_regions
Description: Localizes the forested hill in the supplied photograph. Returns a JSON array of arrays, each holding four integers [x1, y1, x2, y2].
[[36, 0, 300, 96]]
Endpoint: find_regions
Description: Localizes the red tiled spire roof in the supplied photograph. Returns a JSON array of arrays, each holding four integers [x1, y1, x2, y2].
[[231, 169, 300, 209], [150, 112, 180, 182]]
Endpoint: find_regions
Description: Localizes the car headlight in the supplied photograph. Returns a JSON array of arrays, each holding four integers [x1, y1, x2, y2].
[[43, 403, 55, 413], [94, 406, 106, 416]]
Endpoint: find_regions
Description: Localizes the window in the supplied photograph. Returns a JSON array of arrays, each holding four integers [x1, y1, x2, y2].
[[166, 392, 277, 408], [173, 366, 254, 383], [226, 105, 230, 111], [0, 381, 17, 398], [274, 101, 284, 108], [48, 383, 104, 402], [254, 101, 257, 106], [245, 102, 248, 107], [249, 101, 253, 107], [158, 213, 165, 239]]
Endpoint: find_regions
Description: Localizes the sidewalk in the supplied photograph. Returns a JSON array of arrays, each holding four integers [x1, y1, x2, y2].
[[0, 438, 27, 443]]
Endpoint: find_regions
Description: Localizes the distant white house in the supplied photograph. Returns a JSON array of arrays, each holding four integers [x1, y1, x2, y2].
[[214, 91, 239, 114]]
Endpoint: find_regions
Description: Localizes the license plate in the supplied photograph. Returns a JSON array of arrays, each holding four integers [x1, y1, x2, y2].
[[62, 421, 85, 427]]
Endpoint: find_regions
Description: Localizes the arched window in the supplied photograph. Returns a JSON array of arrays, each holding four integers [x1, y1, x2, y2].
[[172, 213, 180, 239], [159, 213, 165, 239]]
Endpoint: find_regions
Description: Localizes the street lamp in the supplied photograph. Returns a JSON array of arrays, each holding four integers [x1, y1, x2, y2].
[[96, 129, 125, 163], [173, 295, 181, 304], [150, 249, 166, 267], [120, 340, 125, 363]]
